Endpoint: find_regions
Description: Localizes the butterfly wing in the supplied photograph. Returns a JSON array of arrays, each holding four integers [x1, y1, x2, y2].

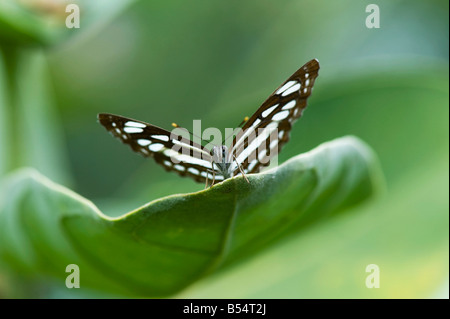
[[98, 113, 221, 183], [230, 59, 320, 175]]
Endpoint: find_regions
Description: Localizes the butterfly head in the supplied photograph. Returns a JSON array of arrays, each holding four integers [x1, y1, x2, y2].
[[211, 145, 232, 179]]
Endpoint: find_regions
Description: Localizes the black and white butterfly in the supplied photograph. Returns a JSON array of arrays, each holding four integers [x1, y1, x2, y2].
[[98, 59, 320, 185]]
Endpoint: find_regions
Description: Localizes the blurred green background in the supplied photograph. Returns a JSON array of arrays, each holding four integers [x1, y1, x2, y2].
[[0, 0, 448, 298]]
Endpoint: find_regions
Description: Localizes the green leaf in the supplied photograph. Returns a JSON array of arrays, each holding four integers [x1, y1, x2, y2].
[[0, 49, 73, 184], [0, 136, 381, 297], [178, 152, 449, 299]]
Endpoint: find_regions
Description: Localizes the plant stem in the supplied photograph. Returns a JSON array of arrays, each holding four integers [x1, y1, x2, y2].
[[0, 45, 71, 184]]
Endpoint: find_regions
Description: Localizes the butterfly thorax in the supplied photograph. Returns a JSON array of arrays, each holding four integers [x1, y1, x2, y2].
[[211, 145, 233, 179]]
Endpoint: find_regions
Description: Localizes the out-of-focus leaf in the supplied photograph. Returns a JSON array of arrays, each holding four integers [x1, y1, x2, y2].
[[0, 136, 381, 297], [0, 50, 10, 178], [0, 0, 136, 182], [0, 50, 73, 184], [178, 151, 449, 298], [0, 0, 135, 46]]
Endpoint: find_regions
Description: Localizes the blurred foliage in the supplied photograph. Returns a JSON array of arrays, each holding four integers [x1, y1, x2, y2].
[[0, 0, 135, 46], [0, 137, 380, 297], [0, 0, 448, 298], [0, 0, 135, 185]]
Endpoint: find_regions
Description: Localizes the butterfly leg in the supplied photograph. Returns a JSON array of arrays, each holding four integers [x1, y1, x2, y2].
[[204, 161, 216, 189], [204, 168, 216, 188], [209, 163, 216, 187], [233, 155, 249, 184]]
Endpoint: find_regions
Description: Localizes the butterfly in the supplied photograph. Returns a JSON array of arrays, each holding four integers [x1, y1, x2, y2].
[[98, 59, 320, 186]]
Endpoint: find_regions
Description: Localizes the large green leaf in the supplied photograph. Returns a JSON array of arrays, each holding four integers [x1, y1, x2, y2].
[[0, 136, 381, 297], [178, 153, 449, 298]]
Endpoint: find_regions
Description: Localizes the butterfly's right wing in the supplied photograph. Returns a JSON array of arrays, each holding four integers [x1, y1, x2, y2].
[[98, 113, 222, 183], [230, 59, 320, 176]]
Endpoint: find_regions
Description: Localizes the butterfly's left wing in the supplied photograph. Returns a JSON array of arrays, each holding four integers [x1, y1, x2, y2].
[[98, 113, 222, 183], [230, 59, 320, 176]]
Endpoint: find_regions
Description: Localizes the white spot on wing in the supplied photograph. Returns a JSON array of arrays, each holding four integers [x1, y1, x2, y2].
[[163, 149, 211, 168], [148, 143, 164, 152], [276, 81, 296, 95], [262, 104, 278, 118], [152, 135, 169, 142], [251, 118, 261, 128], [258, 150, 267, 161], [137, 139, 151, 146], [172, 139, 183, 145], [174, 164, 185, 171], [248, 159, 258, 171], [272, 110, 290, 121], [125, 121, 146, 128], [188, 167, 199, 175], [124, 127, 143, 133], [200, 171, 212, 178], [282, 100, 296, 110], [172, 139, 195, 150], [270, 139, 278, 150], [233, 126, 258, 155], [305, 79, 310, 86], [281, 83, 301, 96]]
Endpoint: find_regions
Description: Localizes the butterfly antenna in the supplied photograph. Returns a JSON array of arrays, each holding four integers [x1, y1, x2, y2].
[[238, 116, 249, 128], [172, 123, 203, 143]]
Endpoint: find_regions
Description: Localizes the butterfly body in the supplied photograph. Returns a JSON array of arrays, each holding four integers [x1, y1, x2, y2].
[[211, 145, 233, 179], [98, 59, 320, 185]]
